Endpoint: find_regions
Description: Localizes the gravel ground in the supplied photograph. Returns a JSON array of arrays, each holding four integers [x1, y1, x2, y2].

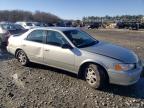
[[0, 29, 144, 108]]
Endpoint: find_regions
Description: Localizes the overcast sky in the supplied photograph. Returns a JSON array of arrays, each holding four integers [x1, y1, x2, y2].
[[0, 0, 144, 19]]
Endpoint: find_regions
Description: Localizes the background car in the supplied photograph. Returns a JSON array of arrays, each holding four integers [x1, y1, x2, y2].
[[47, 23, 54, 27], [116, 22, 130, 29], [0, 23, 28, 47], [31, 22, 48, 27], [116, 22, 140, 30], [1, 23, 28, 34], [0, 25, 11, 46], [139, 23, 144, 29], [88, 22, 101, 29], [16, 22, 34, 29]]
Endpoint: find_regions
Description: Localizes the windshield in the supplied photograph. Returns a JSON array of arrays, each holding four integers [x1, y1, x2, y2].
[[63, 30, 98, 48]]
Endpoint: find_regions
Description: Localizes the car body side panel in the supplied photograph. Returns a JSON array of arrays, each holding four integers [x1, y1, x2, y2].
[[7, 35, 22, 54], [74, 49, 119, 72], [43, 44, 75, 73], [21, 40, 44, 63]]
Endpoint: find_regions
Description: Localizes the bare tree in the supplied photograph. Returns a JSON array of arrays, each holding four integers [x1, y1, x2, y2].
[[0, 10, 61, 23]]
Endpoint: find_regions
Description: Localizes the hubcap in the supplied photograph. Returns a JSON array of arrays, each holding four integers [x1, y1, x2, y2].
[[18, 52, 26, 64], [85, 67, 97, 85]]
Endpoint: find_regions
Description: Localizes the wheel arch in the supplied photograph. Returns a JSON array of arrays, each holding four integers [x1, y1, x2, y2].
[[15, 48, 25, 58], [78, 60, 109, 81]]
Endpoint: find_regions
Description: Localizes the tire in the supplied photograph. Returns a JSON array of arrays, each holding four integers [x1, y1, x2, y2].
[[84, 64, 108, 89], [16, 50, 29, 66]]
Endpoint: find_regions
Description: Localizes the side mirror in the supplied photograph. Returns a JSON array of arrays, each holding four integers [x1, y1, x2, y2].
[[61, 44, 73, 49]]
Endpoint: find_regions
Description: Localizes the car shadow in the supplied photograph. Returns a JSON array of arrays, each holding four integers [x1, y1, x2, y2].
[[101, 78, 144, 99], [27, 62, 78, 78], [27, 62, 144, 100]]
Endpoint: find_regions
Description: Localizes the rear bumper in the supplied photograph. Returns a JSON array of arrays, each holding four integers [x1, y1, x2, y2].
[[108, 66, 143, 86], [7, 46, 15, 55]]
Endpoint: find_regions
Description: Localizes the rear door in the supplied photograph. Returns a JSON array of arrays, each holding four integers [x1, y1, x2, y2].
[[21, 30, 46, 63]]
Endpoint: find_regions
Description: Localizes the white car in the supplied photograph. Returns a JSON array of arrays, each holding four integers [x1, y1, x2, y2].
[[16, 22, 33, 29], [7, 27, 143, 89]]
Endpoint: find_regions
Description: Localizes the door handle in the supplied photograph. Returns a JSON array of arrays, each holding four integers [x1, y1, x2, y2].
[[22, 44, 26, 47], [44, 49, 50, 52]]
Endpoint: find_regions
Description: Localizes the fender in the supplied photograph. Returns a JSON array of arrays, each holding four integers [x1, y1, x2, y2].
[[77, 59, 108, 73]]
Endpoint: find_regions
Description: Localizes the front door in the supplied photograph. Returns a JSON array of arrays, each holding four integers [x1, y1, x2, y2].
[[43, 30, 75, 72]]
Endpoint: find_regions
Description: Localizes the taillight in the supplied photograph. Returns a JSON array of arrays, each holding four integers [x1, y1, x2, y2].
[[4, 31, 11, 38], [3, 31, 11, 46]]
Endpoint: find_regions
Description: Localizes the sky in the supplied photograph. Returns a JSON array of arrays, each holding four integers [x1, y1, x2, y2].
[[0, 0, 144, 20]]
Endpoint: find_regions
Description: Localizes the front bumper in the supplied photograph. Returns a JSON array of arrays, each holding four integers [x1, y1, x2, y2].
[[108, 66, 143, 86]]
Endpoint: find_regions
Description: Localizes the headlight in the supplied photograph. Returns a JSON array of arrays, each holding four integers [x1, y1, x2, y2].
[[113, 63, 135, 71]]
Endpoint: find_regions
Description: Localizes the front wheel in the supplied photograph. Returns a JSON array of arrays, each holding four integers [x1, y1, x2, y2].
[[16, 50, 29, 66], [84, 64, 108, 89]]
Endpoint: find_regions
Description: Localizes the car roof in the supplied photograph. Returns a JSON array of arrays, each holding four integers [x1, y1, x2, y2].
[[31, 27, 78, 32]]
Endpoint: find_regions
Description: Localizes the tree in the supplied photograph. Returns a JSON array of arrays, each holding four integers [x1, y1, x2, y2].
[[0, 10, 61, 23]]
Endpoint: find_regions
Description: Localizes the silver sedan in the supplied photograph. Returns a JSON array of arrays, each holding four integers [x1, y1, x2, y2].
[[7, 27, 143, 89]]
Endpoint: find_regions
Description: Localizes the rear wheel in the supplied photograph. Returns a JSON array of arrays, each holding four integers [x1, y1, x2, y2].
[[16, 50, 29, 66], [84, 64, 108, 89]]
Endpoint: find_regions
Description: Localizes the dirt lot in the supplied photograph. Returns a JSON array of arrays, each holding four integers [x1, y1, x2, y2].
[[0, 29, 144, 108]]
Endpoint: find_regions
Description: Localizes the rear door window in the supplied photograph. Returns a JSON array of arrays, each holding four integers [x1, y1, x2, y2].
[[26, 30, 46, 43]]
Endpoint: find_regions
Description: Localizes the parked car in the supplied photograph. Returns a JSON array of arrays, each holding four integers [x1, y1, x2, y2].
[[0, 25, 11, 46], [116, 22, 130, 29], [38, 23, 48, 27], [7, 27, 143, 89], [0, 23, 28, 46], [31, 22, 48, 27], [129, 23, 140, 30], [1, 23, 28, 34], [16, 22, 33, 29], [117, 22, 140, 30], [139, 23, 144, 29], [55, 22, 66, 27], [88, 22, 101, 29], [47, 23, 54, 27]]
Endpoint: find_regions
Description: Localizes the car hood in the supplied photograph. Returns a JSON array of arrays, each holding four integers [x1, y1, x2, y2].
[[81, 41, 138, 63]]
